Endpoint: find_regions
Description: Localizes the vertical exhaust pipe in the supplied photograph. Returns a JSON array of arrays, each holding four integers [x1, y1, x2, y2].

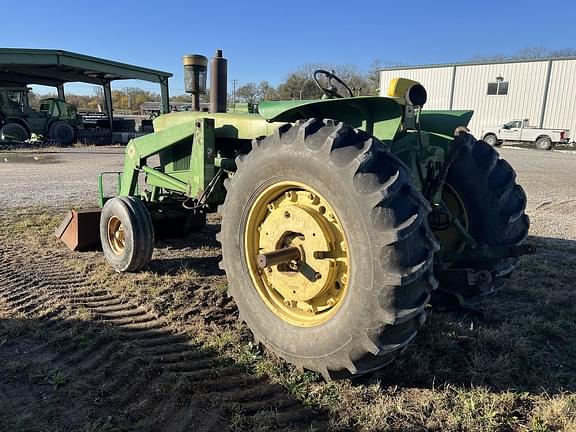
[[210, 49, 228, 113]]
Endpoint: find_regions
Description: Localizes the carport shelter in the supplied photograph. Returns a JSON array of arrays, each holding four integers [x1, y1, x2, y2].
[[0, 48, 172, 131]]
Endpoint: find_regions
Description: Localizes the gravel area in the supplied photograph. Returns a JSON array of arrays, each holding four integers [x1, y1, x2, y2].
[[0, 147, 126, 210], [1, 145, 574, 240], [500, 147, 576, 240]]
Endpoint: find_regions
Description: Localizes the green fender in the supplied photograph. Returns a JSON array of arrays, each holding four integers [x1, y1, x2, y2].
[[258, 97, 404, 141]]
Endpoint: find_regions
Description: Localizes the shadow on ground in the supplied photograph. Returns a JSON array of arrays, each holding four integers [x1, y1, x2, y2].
[[355, 235, 576, 395], [147, 222, 576, 396]]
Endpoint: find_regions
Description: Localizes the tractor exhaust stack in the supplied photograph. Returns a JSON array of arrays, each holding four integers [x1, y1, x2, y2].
[[210, 49, 228, 113]]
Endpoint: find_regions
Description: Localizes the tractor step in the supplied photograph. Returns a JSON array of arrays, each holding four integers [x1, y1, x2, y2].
[[55, 208, 101, 251]]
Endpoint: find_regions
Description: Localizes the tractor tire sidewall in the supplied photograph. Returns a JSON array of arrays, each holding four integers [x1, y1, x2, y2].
[[100, 197, 154, 272], [1, 123, 28, 142], [49, 122, 75, 145], [445, 138, 529, 260], [100, 198, 139, 272], [220, 121, 436, 375]]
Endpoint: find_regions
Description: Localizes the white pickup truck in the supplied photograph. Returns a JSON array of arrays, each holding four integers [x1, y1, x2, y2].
[[482, 119, 570, 150]]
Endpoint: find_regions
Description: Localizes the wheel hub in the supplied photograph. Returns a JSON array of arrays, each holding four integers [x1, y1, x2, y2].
[[107, 215, 126, 255], [245, 182, 349, 327], [431, 184, 469, 253]]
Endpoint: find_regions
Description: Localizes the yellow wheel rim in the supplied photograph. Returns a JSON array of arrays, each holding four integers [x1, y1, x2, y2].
[[432, 184, 469, 253], [244, 181, 350, 327], [107, 215, 126, 255]]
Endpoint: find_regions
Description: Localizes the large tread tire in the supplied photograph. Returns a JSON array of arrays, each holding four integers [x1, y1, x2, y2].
[[49, 121, 75, 145], [437, 136, 530, 302], [218, 119, 439, 379], [1, 123, 29, 142], [100, 196, 154, 272]]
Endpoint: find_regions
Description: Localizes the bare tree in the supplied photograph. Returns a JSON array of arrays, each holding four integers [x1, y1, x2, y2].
[[471, 46, 576, 62], [236, 82, 259, 104]]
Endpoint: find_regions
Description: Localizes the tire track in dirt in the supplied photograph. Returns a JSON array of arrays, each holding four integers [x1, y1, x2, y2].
[[0, 241, 328, 431]]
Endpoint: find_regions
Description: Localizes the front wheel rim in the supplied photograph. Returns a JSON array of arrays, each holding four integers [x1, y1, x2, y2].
[[107, 215, 126, 255], [244, 181, 350, 327]]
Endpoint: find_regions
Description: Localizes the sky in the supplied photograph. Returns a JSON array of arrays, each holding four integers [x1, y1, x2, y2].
[[2, 0, 574, 95]]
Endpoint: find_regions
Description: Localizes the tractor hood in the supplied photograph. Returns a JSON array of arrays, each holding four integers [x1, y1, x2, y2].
[[258, 97, 404, 141]]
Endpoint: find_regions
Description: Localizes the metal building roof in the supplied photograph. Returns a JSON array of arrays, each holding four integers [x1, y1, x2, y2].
[[379, 56, 576, 71], [0, 48, 172, 87]]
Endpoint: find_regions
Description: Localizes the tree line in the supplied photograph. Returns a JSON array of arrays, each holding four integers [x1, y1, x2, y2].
[[28, 88, 161, 112], [27, 47, 576, 111]]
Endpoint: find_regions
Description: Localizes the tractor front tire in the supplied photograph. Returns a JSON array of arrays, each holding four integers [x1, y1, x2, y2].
[[433, 136, 529, 304], [218, 119, 438, 379], [49, 121, 75, 145], [100, 197, 154, 272]]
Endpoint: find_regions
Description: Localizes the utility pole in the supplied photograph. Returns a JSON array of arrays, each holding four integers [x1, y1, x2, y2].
[[232, 79, 238, 111]]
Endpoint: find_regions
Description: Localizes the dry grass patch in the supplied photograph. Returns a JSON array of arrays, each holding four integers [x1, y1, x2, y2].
[[1, 209, 575, 431]]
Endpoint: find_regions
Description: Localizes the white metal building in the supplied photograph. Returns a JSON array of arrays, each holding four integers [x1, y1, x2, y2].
[[379, 57, 576, 138]]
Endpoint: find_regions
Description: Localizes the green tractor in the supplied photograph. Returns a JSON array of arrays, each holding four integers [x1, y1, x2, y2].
[[0, 87, 81, 144], [65, 50, 530, 379]]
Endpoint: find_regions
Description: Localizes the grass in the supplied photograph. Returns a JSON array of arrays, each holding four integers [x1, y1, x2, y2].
[[1, 209, 575, 431]]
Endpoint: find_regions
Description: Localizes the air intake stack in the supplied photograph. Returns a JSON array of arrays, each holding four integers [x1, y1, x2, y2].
[[183, 54, 208, 111]]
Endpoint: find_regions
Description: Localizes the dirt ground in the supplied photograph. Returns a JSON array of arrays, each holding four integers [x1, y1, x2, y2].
[[0, 145, 575, 431]]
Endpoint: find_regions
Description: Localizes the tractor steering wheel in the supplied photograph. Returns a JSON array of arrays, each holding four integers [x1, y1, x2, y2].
[[313, 69, 354, 99]]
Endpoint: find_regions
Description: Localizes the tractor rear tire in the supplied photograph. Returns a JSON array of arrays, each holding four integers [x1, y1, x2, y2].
[[100, 196, 154, 272], [218, 119, 438, 379], [1, 123, 29, 142], [434, 136, 529, 304], [49, 121, 75, 145]]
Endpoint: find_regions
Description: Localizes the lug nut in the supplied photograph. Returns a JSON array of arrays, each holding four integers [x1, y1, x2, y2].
[[284, 211, 290, 218], [314, 272, 322, 280]]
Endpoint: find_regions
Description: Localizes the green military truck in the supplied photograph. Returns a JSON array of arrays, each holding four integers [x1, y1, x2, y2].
[[0, 87, 82, 145]]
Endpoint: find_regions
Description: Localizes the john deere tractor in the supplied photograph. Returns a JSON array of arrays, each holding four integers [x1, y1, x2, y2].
[[0, 87, 81, 144], [63, 50, 530, 379]]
